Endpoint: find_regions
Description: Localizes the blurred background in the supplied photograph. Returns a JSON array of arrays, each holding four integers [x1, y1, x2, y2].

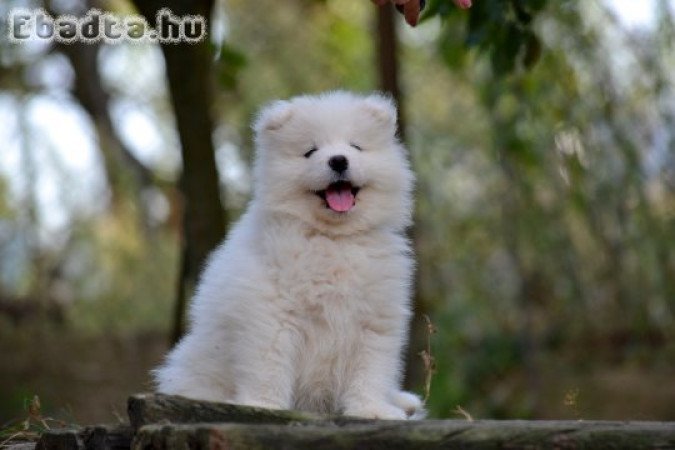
[[0, 0, 674, 426]]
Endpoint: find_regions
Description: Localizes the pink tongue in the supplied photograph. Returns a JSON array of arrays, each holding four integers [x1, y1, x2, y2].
[[325, 186, 355, 212]]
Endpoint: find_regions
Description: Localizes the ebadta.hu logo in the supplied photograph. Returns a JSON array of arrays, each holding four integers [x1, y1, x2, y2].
[[6, 8, 207, 44]]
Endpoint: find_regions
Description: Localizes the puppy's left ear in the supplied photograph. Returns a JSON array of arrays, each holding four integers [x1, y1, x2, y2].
[[361, 94, 398, 131], [254, 100, 294, 133]]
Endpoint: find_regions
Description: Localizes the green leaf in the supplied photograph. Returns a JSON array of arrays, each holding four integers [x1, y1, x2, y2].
[[214, 43, 247, 90]]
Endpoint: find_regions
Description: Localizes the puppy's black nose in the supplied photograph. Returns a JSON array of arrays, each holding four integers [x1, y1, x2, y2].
[[328, 155, 349, 173]]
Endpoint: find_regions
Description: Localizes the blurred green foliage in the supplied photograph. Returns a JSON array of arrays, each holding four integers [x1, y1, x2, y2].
[[426, 0, 547, 73], [214, 43, 248, 90], [411, 0, 675, 418]]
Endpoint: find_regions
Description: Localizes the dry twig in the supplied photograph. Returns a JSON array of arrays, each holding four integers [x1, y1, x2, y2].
[[418, 314, 437, 403]]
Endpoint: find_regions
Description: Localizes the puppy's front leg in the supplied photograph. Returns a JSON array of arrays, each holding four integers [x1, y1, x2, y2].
[[342, 329, 411, 420], [232, 324, 297, 410]]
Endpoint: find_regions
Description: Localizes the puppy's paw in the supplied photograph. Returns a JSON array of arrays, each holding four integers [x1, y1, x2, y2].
[[344, 401, 408, 420], [390, 391, 426, 419]]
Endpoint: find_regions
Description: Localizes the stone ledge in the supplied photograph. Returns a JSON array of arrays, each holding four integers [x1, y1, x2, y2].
[[26, 394, 675, 450], [134, 419, 675, 450]]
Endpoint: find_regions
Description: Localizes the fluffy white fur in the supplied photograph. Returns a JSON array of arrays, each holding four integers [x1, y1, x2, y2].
[[154, 91, 422, 419]]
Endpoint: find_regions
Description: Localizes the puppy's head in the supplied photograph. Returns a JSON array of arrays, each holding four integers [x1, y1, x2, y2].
[[252, 91, 414, 235]]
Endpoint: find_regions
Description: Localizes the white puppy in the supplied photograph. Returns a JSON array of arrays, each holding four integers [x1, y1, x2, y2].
[[155, 91, 423, 419]]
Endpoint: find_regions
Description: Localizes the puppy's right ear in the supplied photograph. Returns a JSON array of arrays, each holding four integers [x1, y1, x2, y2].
[[254, 100, 293, 133], [362, 94, 397, 129]]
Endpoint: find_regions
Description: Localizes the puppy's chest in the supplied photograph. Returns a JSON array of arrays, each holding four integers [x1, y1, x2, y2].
[[275, 238, 371, 308]]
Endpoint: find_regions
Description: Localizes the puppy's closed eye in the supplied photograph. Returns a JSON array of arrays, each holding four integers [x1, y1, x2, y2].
[[304, 146, 318, 158]]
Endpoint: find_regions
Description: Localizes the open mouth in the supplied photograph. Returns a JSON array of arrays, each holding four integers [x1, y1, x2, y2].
[[315, 181, 360, 213]]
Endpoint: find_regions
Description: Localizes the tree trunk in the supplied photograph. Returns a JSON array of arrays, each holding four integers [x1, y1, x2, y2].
[[376, 3, 406, 139], [129, 0, 226, 344], [375, 3, 427, 393]]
